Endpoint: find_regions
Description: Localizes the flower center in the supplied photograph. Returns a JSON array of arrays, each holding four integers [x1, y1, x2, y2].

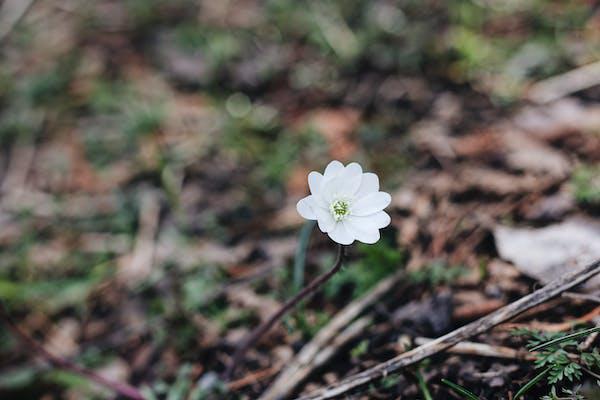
[[330, 199, 350, 222]]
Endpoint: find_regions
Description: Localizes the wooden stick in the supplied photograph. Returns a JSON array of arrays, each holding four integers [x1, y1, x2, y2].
[[500, 305, 600, 332], [563, 291, 600, 304], [227, 366, 281, 391], [296, 259, 600, 400], [413, 337, 535, 361], [526, 61, 600, 104]]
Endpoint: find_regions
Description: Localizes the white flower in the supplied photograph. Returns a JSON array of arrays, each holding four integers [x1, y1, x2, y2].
[[296, 160, 392, 245]]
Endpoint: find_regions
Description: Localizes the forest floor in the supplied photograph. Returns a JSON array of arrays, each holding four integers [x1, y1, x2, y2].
[[0, 1, 599, 399]]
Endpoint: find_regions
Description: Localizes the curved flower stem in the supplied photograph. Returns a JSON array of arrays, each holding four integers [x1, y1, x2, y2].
[[0, 302, 145, 400], [225, 244, 345, 380]]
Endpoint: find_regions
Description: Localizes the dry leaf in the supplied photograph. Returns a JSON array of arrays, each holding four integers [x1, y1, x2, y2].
[[494, 217, 600, 291]]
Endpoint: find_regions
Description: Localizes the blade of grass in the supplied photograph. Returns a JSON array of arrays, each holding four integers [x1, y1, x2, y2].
[[293, 220, 315, 293], [514, 367, 551, 399], [529, 326, 600, 352], [416, 369, 432, 400], [441, 379, 480, 400]]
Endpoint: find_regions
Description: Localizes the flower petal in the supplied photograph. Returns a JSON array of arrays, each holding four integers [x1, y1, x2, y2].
[[321, 173, 362, 202], [324, 160, 344, 178], [346, 211, 391, 231], [328, 222, 355, 245], [357, 173, 379, 196], [351, 192, 391, 216], [296, 195, 317, 219], [344, 162, 363, 177], [344, 218, 380, 244], [315, 207, 335, 233], [371, 211, 391, 228], [308, 171, 323, 195]]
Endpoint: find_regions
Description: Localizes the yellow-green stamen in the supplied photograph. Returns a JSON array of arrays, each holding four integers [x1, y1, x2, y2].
[[330, 199, 350, 221]]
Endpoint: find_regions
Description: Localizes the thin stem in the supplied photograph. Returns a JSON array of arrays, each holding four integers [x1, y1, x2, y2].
[[581, 366, 600, 381], [225, 244, 345, 380], [0, 302, 145, 400]]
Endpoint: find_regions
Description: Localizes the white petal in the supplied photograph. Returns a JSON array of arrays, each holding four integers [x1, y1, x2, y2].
[[346, 211, 391, 231], [296, 196, 317, 219], [324, 160, 344, 178], [343, 162, 363, 177], [341, 173, 362, 196], [315, 207, 335, 233], [328, 222, 355, 245], [321, 173, 362, 202], [344, 218, 380, 244], [357, 173, 379, 196], [308, 171, 323, 195], [351, 192, 391, 216], [371, 211, 391, 228]]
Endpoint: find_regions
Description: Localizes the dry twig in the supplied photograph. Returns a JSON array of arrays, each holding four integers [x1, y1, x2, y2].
[[413, 337, 535, 361], [500, 305, 600, 333], [526, 61, 600, 104]]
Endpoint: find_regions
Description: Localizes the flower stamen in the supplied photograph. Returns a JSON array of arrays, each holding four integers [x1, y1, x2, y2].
[[330, 199, 350, 221]]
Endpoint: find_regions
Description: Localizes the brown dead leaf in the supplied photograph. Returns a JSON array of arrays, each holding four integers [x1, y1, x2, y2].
[[501, 129, 571, 178], [308, 108, 360, 160], [227, 287, 281, 322], [456, 166, 550, 196], [451, 129, 502, 159], [287, 165, 312, 199], [44, 318, 80, 359]]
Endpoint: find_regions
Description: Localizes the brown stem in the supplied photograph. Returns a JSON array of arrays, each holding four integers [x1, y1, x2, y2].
[[0, 303, 145, 400], [225, 244, 345, 380]]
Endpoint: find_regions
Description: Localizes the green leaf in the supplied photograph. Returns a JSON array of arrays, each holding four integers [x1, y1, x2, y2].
[[293, 220, 316, 294], [0, 366, 39, 389], [529, 326, 600, 352], [441, 379, 480, 400], [514, 367, 551, 399], [416, 369, 433, 400]]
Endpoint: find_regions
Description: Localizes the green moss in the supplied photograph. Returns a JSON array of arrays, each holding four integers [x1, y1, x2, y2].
[[572, 165, 600, 205]]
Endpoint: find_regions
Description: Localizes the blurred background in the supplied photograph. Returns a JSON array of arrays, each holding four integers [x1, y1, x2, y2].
[[0, 0, 599, 399]]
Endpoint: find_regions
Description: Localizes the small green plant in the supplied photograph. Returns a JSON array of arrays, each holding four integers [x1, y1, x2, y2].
[[441, 378, 480, 400], [512, 326, 600, 399], [437, 327, 600, 399], [409, 261, 468, 288]]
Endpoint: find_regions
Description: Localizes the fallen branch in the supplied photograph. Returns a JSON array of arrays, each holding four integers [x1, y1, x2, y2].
[[413, 337, 535, 361], [500, 305, 600, 332], [0, 302, 144, 400], [296, 258, 600, 400], [526, 61, 600, 104], [227, 365, 282, 391], [259, 269, 405, 400], [563, 291, 600, 304]]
